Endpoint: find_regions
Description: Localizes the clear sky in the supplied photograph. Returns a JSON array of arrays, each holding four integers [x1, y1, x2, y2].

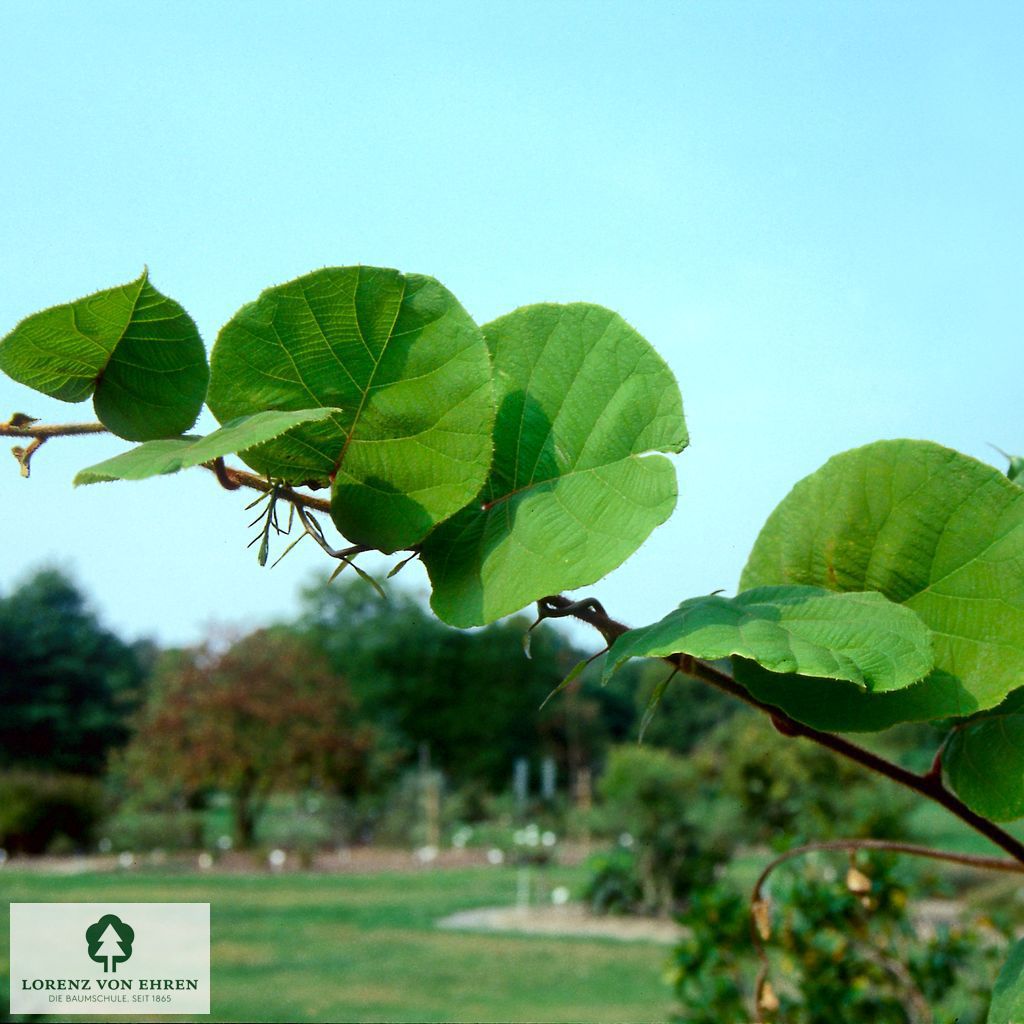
[[2, 1, 1021, 646]]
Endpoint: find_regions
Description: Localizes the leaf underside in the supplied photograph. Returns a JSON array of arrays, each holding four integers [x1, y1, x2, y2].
[[737, 440, 1024, 731], [421, 302, 687, 627], [206, 266, 496, 553], [603, 585, 933, 693], [72, 409, 339, 485], [0, 271, 208, 441]]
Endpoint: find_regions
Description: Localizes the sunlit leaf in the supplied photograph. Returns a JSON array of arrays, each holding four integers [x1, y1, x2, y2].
[[0, 271, 208, 440], [604, 586, 933, 696], [738, 440, 1024, 731], [422, 303, 686, 626], [207, 266, 495, 553]]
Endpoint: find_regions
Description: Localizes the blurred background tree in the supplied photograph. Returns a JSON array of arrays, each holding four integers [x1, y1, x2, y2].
[[294, 577, 641, 794], [0, 568, 149, 776], [118, 629, 373, 848]]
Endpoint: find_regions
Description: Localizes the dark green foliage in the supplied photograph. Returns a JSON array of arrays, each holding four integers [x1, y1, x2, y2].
[[590, 745, 736, 913], [672, 884, 754, 1017], [98, 808, 205, 853], [0, 569, 147, 775], [295, 577, 643, 791], [0, 771, 104, 854], [695, 712, 919, 846], [580, 846, 644, 914], [582, 712, 923, 925]]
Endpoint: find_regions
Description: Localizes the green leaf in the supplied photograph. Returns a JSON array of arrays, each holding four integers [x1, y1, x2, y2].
[[0, 271, 208, 440], [603, 586, 933, 693], [206, 266, 495, 554], [540, 658, 591, 710], [638, 668, 678, 743], [422, 303, 687, 627], [988, 937, 1024, 1023], [72, 408, 338, 485], [944, 706, 1024, 821], [738, 440, 1024, 731]]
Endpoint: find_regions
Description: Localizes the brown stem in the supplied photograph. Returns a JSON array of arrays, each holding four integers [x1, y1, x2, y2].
[[210, 457, 241, 491], [0, 420, 110, 438], [924, 741, 946, 782], [0, 420, 333, 513], [11, 436, 46, 477], [543, 594, 1024, 865], [200, 464, 331, 513]]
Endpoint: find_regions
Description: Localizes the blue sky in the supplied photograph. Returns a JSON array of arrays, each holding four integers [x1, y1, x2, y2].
[[1, 1, 1021, 645]]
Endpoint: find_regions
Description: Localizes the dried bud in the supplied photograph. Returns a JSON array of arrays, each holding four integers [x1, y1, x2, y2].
[[757, 978, 780, 1013], [846, 866, 872, 894], [10, 446, 30, 477], [752, 899, 772, 941]]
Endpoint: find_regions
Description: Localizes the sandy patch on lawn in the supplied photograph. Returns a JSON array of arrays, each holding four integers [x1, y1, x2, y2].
[[437, 903, 682, 944]]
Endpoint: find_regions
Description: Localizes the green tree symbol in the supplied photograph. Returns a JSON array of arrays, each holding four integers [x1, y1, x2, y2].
[[85, 914, 134, 973]]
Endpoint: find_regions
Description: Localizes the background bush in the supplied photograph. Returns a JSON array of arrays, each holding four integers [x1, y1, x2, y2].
[[0, 771, 104, 854]]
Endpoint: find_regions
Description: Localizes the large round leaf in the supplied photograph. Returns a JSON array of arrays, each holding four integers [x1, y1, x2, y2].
[[737, 440, 1024, 731], [207, 267, 495, 553], [0, 271, 208, 440], [603, 586, 933, 691], [422, 303, 687, 627]]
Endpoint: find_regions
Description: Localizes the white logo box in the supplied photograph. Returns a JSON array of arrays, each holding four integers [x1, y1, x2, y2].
[[10, 903, 210, 1015]]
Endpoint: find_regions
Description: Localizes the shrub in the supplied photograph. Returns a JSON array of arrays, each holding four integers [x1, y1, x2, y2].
[[671, 854, 1008, 1024], [686, 710, 920, 847], [98, 809, 205, 853], [581, 845, 644, 914], [589, 745, 737, 913], [0, 771, 104, 855]]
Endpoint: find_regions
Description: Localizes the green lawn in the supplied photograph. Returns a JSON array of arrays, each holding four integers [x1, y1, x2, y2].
[[1, 866, 674, 1023]]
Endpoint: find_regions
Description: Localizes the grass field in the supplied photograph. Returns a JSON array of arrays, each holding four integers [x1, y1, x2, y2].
[[1, 865, 674, 1023]]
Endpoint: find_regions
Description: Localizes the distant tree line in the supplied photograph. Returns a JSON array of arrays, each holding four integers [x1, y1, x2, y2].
[[0, 567, 741, 850]]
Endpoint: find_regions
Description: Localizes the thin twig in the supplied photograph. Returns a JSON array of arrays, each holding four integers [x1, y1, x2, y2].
[[11, 436, 46, 477], [0, 420, 110, 438], [201, 464, 331, 513], [924, 741, 946, 782], [851, 939, 932, 1024], [752, 838, 1024, 908]]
